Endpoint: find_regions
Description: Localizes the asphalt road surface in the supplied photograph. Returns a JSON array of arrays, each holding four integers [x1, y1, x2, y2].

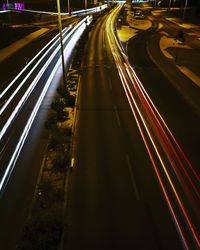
[[127, 12, 200, 249], [0, 16, 80, 250], [63, 9, 183, 250]]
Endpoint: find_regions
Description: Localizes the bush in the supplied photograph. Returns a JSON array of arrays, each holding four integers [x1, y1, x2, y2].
[[68, 95, 76, 107], [17, 205, 63, 250], [57, 85, 70, 105], [45, 113, 57, 130], [52, 155, 69, 173]]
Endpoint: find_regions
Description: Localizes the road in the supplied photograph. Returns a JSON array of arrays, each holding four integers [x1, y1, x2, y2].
[[127, 9, 200, 249], [0, 15, 85, 249], [63, 7, 185, 250]]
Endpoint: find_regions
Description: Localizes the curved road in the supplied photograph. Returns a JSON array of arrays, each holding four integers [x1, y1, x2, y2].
[[63, 8, 183, 250]]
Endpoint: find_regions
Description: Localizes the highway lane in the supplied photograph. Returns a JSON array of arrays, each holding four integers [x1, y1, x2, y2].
[[127, 12, 200, 249], [0, 25, 74, 183], [0, 16, 93, 190], [64, 7, 183, 250], [0, 16, 92, 249], [0, 16, 80, 92]]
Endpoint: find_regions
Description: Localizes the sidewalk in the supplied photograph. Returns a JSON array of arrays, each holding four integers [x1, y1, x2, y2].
[[152, 9, 200, 87], [0, 27, 49, 63]]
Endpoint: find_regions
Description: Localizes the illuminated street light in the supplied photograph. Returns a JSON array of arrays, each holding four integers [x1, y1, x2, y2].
[[56, 0, 66, 85]]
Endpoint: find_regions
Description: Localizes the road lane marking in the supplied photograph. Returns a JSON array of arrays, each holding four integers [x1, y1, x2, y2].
[[103, 31, 106, 49], [70, 157, 75, 168], [125, 154, 140, 201], [114, 105, 120, 126]]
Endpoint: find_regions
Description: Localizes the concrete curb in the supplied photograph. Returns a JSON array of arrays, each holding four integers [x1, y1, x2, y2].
[[0, 28, 49, 63], [146, 33, 200, 116]]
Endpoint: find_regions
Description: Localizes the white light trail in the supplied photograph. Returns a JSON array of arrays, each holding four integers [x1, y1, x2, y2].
[[0, 27, 72, 120], [0, 15, 91, 195], [0, 17, 91, 140], [0, 26, 72, 100]]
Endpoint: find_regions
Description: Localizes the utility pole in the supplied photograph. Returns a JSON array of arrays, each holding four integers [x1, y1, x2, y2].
[[56, 0, 66, 85]]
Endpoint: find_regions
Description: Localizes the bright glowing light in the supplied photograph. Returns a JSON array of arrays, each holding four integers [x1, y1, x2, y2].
[[0, 26, 71, 100], [0, 2, 25, 10], [106, 5, 200, 249], [0, 15, 92, 196]]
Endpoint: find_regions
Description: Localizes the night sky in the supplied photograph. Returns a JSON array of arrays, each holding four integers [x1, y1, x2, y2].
[[0, 1, 102, 10]]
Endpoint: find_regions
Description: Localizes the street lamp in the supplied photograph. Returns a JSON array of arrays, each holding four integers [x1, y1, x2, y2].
[[182, 0, 188, 21], [6, 0, 12, 24], [56, 0, 66, 85], [168, 0, 172, 12], [67, 0, 71, 16]]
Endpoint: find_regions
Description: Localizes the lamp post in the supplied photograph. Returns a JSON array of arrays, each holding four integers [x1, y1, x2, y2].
[[56, 0, 66, 85], [67, 0, 71, 16], [168, 0, 172, 12], [182, 0, 188, 21], [6, 0, 11, 24]]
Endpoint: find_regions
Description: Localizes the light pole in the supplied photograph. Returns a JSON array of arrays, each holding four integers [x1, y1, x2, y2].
[[168, 0, 172, 12], [6, 0, 12, 24], [67, 0, 71, 16], [6, 0, 9, 9], [182, 0, 188, 21], [56, 0, 66, 85], [85, 0, 87, 9]]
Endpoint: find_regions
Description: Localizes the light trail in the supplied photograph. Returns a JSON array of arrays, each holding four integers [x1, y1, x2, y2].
[[0, 16, 91, 141], [128, 66, 200, 184], [0, 26, 72, 100], [106, 5, 200, 249], [117, 63, 190, 250], [0, 28, 70, 140], [0, 27, 72, 117], [0, 15, 92, 194]]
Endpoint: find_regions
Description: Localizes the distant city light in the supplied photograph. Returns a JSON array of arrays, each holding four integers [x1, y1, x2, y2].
[[1, 2, 25, 10]]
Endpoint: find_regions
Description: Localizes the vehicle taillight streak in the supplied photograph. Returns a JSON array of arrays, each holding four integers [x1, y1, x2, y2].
[[106, 5, 200, 250]]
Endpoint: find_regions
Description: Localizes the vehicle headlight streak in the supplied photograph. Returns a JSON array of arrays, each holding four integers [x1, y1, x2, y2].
[[106, 5, 200, 250], [0, 27, 71, 140], [0, 26, 72, 121], [0, 26, 72, 100], [0, 17, 91, 141], [0, 16, 92, 193]]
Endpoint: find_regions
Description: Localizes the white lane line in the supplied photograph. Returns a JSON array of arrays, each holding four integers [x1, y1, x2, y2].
[[0, 16, 91, 195], [114, 105, 120, 126], [126, 154, 140, 201]]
